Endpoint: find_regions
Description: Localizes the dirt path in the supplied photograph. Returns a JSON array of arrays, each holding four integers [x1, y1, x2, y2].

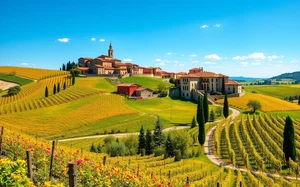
[[0, 80, 19, 90]]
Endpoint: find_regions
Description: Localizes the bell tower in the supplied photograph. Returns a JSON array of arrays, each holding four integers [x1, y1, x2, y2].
[[108, 42, 113, 58]]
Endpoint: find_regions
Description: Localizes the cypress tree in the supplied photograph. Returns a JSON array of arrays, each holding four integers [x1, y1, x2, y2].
[[57, 83, 60, 93], [53, 84, 56, 95], [90, 143, 97, 152], [45, 87, 48, 98], [137, 125, 146, 154], [145, 129, 154, 155], [197, 98, 205, 146], [153, 116, 164, 147], [116, 138, 119, 143], [223, 92, 229, 118], [165, 133, 174, 157], [283, 116, 296, 162], [203, 90, 209, 123], [191, 116, 196, 128], [63, 82, 66, 90], [72, 72, 75, 85], [97, 144, 102, 153], [62, 64, 66, 71], [221, 76, 226, 94], [298, 95, 300, 105]]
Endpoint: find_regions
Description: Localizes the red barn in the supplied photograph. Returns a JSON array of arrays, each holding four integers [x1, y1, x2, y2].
[[117, 83, 141, 96]]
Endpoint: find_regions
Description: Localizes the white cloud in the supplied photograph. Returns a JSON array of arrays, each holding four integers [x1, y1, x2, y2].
[[267, 55, 278, 61], [21, 62, 29, 66], [291, 59, 298, 63], [155, 58, 162, 62], [99, 39, 105, 42], [91, 38, 96, 41], [240, 62, 249, 66], [251, 61, 261, 65], [156, 62, 166, 66], [204, 61, 216, 65], [57, 38, 70, 42], [167, 52, 172, 55], [278, 60, 283, 63], [201, 24, 209, 29], [189, 54, 197, 57], [249, 52, 265, 60], [232, 56, 248, 60], [205, 54, 222, 60], [123, 59, 132, 62], [191, 60, 199, 63], [163, 60, 171, 63], [213, 24, 221, 28]]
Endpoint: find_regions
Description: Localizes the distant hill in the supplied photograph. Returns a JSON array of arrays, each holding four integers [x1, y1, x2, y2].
[[230, 76, 265, 82], [271, 71, 300, 82]]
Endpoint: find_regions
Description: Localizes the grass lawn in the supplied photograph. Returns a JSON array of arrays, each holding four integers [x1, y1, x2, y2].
[[125, 96, 224, 127], [244, 84, 300, 99], [77, 77, 116, 92], [120, 76, 172, 90], [0, 73, 34, 85], [269, 111, 300, 120]]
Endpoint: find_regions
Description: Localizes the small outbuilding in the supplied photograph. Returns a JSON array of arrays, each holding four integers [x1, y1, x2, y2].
[[135, 87, 153, 99], [117, 83, 141, 96]]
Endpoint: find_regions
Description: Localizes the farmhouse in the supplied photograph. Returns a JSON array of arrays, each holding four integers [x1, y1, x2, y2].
[[117, 83, 153, 99], [180, 67, 242, 100]]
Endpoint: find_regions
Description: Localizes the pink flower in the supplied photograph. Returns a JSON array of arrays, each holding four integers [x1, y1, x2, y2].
[[77, 159, 83, 165]]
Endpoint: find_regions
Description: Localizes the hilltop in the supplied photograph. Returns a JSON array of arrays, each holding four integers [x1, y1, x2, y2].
[[270, 71, 300, 83]]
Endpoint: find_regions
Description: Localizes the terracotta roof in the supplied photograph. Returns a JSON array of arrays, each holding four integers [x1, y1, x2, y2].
[[118, 83, 141, 87], [116, 67, 127, 70], [176, 72, 187, 75], [104, 67, 115, 70], [225, 80, 242, 85], [181, 72, 228, 78], [136, 87, 153, 91], [95, 65, 104, 68], [79, 57, 94, 60], [77, 67, 89, 71], [189, 67, 203, 71]]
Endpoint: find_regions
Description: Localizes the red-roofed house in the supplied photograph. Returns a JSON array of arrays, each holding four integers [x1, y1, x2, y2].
[[117, 83, 153, 99]]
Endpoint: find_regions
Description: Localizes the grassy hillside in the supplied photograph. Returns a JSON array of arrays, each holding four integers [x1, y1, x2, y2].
[[217, 93, 300, 112], [0, 74, 33, 85], [120, 76, 172, 90], [244, 85, 300, 99]]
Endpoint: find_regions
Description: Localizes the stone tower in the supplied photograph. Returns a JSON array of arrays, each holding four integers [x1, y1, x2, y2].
[[108, 42, 113, 58]]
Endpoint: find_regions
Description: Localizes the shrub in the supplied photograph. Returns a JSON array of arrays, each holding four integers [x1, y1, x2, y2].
[[210, 90, 222, 95], [154, 147, 165, 157], [70, 69, 81, 77], [174, 149, 182, 161], [103, 136, 115, 145], [158, 90, 168, 97], [106, 142, 126, 157], [124, 135, 138, 156], [8, 86, 21, 95]]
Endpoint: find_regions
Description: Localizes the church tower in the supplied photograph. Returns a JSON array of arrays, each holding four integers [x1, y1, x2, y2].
[[108, 42, 113, 58]]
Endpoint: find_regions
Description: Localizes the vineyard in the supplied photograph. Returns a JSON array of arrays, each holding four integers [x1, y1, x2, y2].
[[2, 128, 296, 187], [0, 66, 69, 80], [214, 114, 300, 178], [216, 93, 300, 112]]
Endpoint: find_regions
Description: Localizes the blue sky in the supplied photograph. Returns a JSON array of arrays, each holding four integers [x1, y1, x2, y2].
[[0, 0, 299, 77]]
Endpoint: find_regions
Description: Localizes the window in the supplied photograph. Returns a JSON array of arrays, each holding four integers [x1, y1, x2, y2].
[[228, 87, 230, 90], [187, 93, 189, 97], [182, 93, 185, 96]]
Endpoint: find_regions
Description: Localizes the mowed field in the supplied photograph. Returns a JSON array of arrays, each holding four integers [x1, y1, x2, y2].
[[120, 76, 172, 90], [216, 93, 300, 112], [0, 74, 33, 86], [244, 84, 300, 99]]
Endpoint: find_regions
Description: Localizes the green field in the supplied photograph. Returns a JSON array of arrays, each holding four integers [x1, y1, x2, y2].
[[120, 76, 172, 90], [244, 84, 300, 99], [0, 73, 34, 86], [125, 96, 223, 127], [269, 111, 300, 120]]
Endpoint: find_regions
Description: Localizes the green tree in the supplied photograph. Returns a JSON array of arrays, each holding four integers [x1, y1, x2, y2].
[[298, 95, 300, 105], [8, 86, 21, 95], [203, 90, 209, 123], [57, 83, 60, 93], [137, 125, 146, 155], [153, 116, 165, 147], [165, 133, 174, 157], [197, 97, 205, 146], [90, 143, 97, 152], [53, 84, 56, 95], [70, 69, 81, 77], [145, 129, 154, 155], [221, 76, 225, 94], [247, 100, 262, 113], [106, 142, 126, 157], [223, 93, 229, 118], [45, 87, 48, 98], [72, 72, 75, 85], [191, 116, 196, 128], [63, 82, 66, 90], [62, 64, 66, 71], [170, 130, 190, 158], [97, 144, 102, 153], [283, 116, 296, 162], [210, 110, 215, 122], [124, 135, 138, 156], [169, 78, 175, 84]]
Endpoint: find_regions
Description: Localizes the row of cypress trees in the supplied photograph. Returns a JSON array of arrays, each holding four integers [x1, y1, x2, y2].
[[45, 72, 76, 98]]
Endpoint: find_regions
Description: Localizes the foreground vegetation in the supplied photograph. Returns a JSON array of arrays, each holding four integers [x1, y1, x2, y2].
[[0, 74, 33, 86]]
